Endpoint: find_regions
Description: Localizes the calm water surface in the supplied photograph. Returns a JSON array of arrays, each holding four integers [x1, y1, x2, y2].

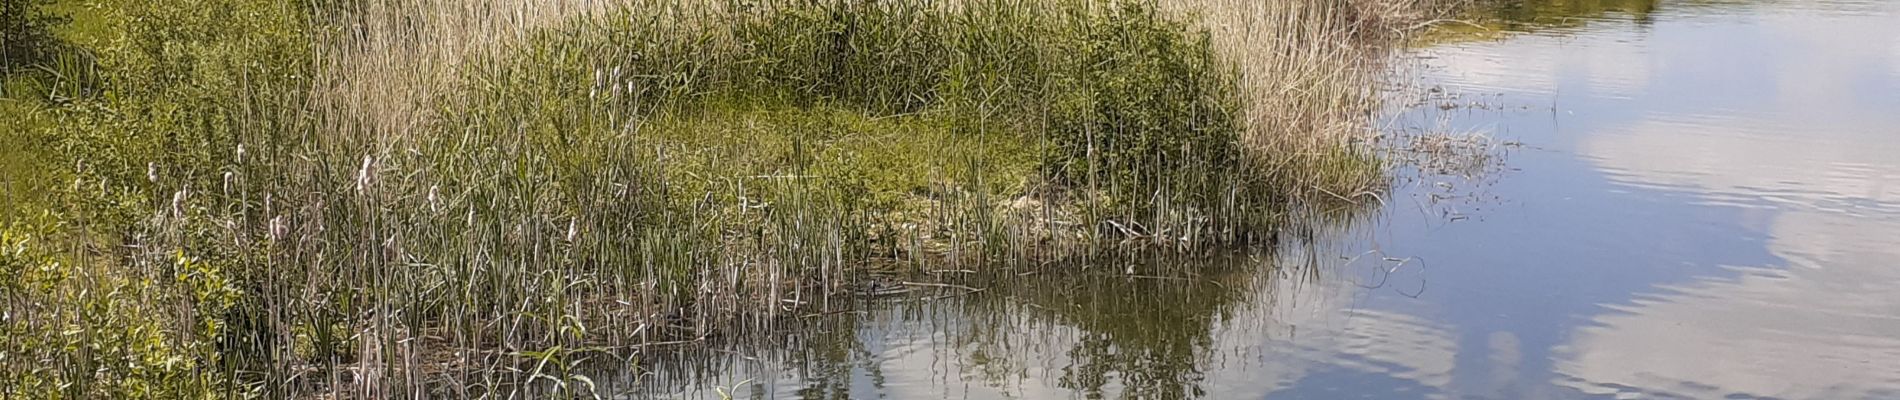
[[622, 1, 1900, 398]]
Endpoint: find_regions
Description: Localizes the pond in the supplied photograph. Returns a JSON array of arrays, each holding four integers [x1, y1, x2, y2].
[[607, 0, 1900, 398]]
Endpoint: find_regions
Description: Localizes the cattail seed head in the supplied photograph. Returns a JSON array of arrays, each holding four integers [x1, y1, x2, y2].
[[356, 155, 375, 194]]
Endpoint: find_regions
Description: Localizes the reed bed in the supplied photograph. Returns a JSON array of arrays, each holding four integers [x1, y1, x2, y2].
[[2, 0, 1459, 397]]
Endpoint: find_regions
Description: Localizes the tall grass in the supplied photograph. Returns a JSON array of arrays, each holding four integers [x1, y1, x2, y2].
[[2, 0, 1458, 397]]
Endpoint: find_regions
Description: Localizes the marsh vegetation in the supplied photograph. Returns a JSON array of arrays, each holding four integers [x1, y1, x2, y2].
[[2, 0, 1461, 397]]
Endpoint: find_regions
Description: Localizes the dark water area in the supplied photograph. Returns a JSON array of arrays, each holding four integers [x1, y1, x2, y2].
[[616, 0, 1900, 398]]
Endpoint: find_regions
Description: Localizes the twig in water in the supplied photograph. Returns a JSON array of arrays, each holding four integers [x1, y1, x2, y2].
[[900, 281, 983, 292]]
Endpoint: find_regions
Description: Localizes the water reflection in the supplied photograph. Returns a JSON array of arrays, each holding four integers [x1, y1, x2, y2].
[[1472, 0, 1661, 29], [617, 244, 1397, 399], [1541, 3, 1900, 397], [622, 0, 1900, 398], [1422, 0, 1900, 398], [1556, 211, 1900, 399]]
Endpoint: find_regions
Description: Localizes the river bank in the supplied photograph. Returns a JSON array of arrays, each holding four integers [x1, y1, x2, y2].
[[2, 0, 1461, 397]]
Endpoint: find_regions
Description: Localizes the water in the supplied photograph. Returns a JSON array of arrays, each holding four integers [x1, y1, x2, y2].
[[618, 1, 1900, 398]]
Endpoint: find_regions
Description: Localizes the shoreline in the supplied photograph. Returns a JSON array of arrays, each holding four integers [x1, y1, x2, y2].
[[0, 0, 1464, 397]]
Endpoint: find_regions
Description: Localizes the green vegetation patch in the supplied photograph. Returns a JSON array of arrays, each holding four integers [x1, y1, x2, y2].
[[458, 0, 1259, 230], [0, 0, 1405, 396], [633, 101, 1040, 211]]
